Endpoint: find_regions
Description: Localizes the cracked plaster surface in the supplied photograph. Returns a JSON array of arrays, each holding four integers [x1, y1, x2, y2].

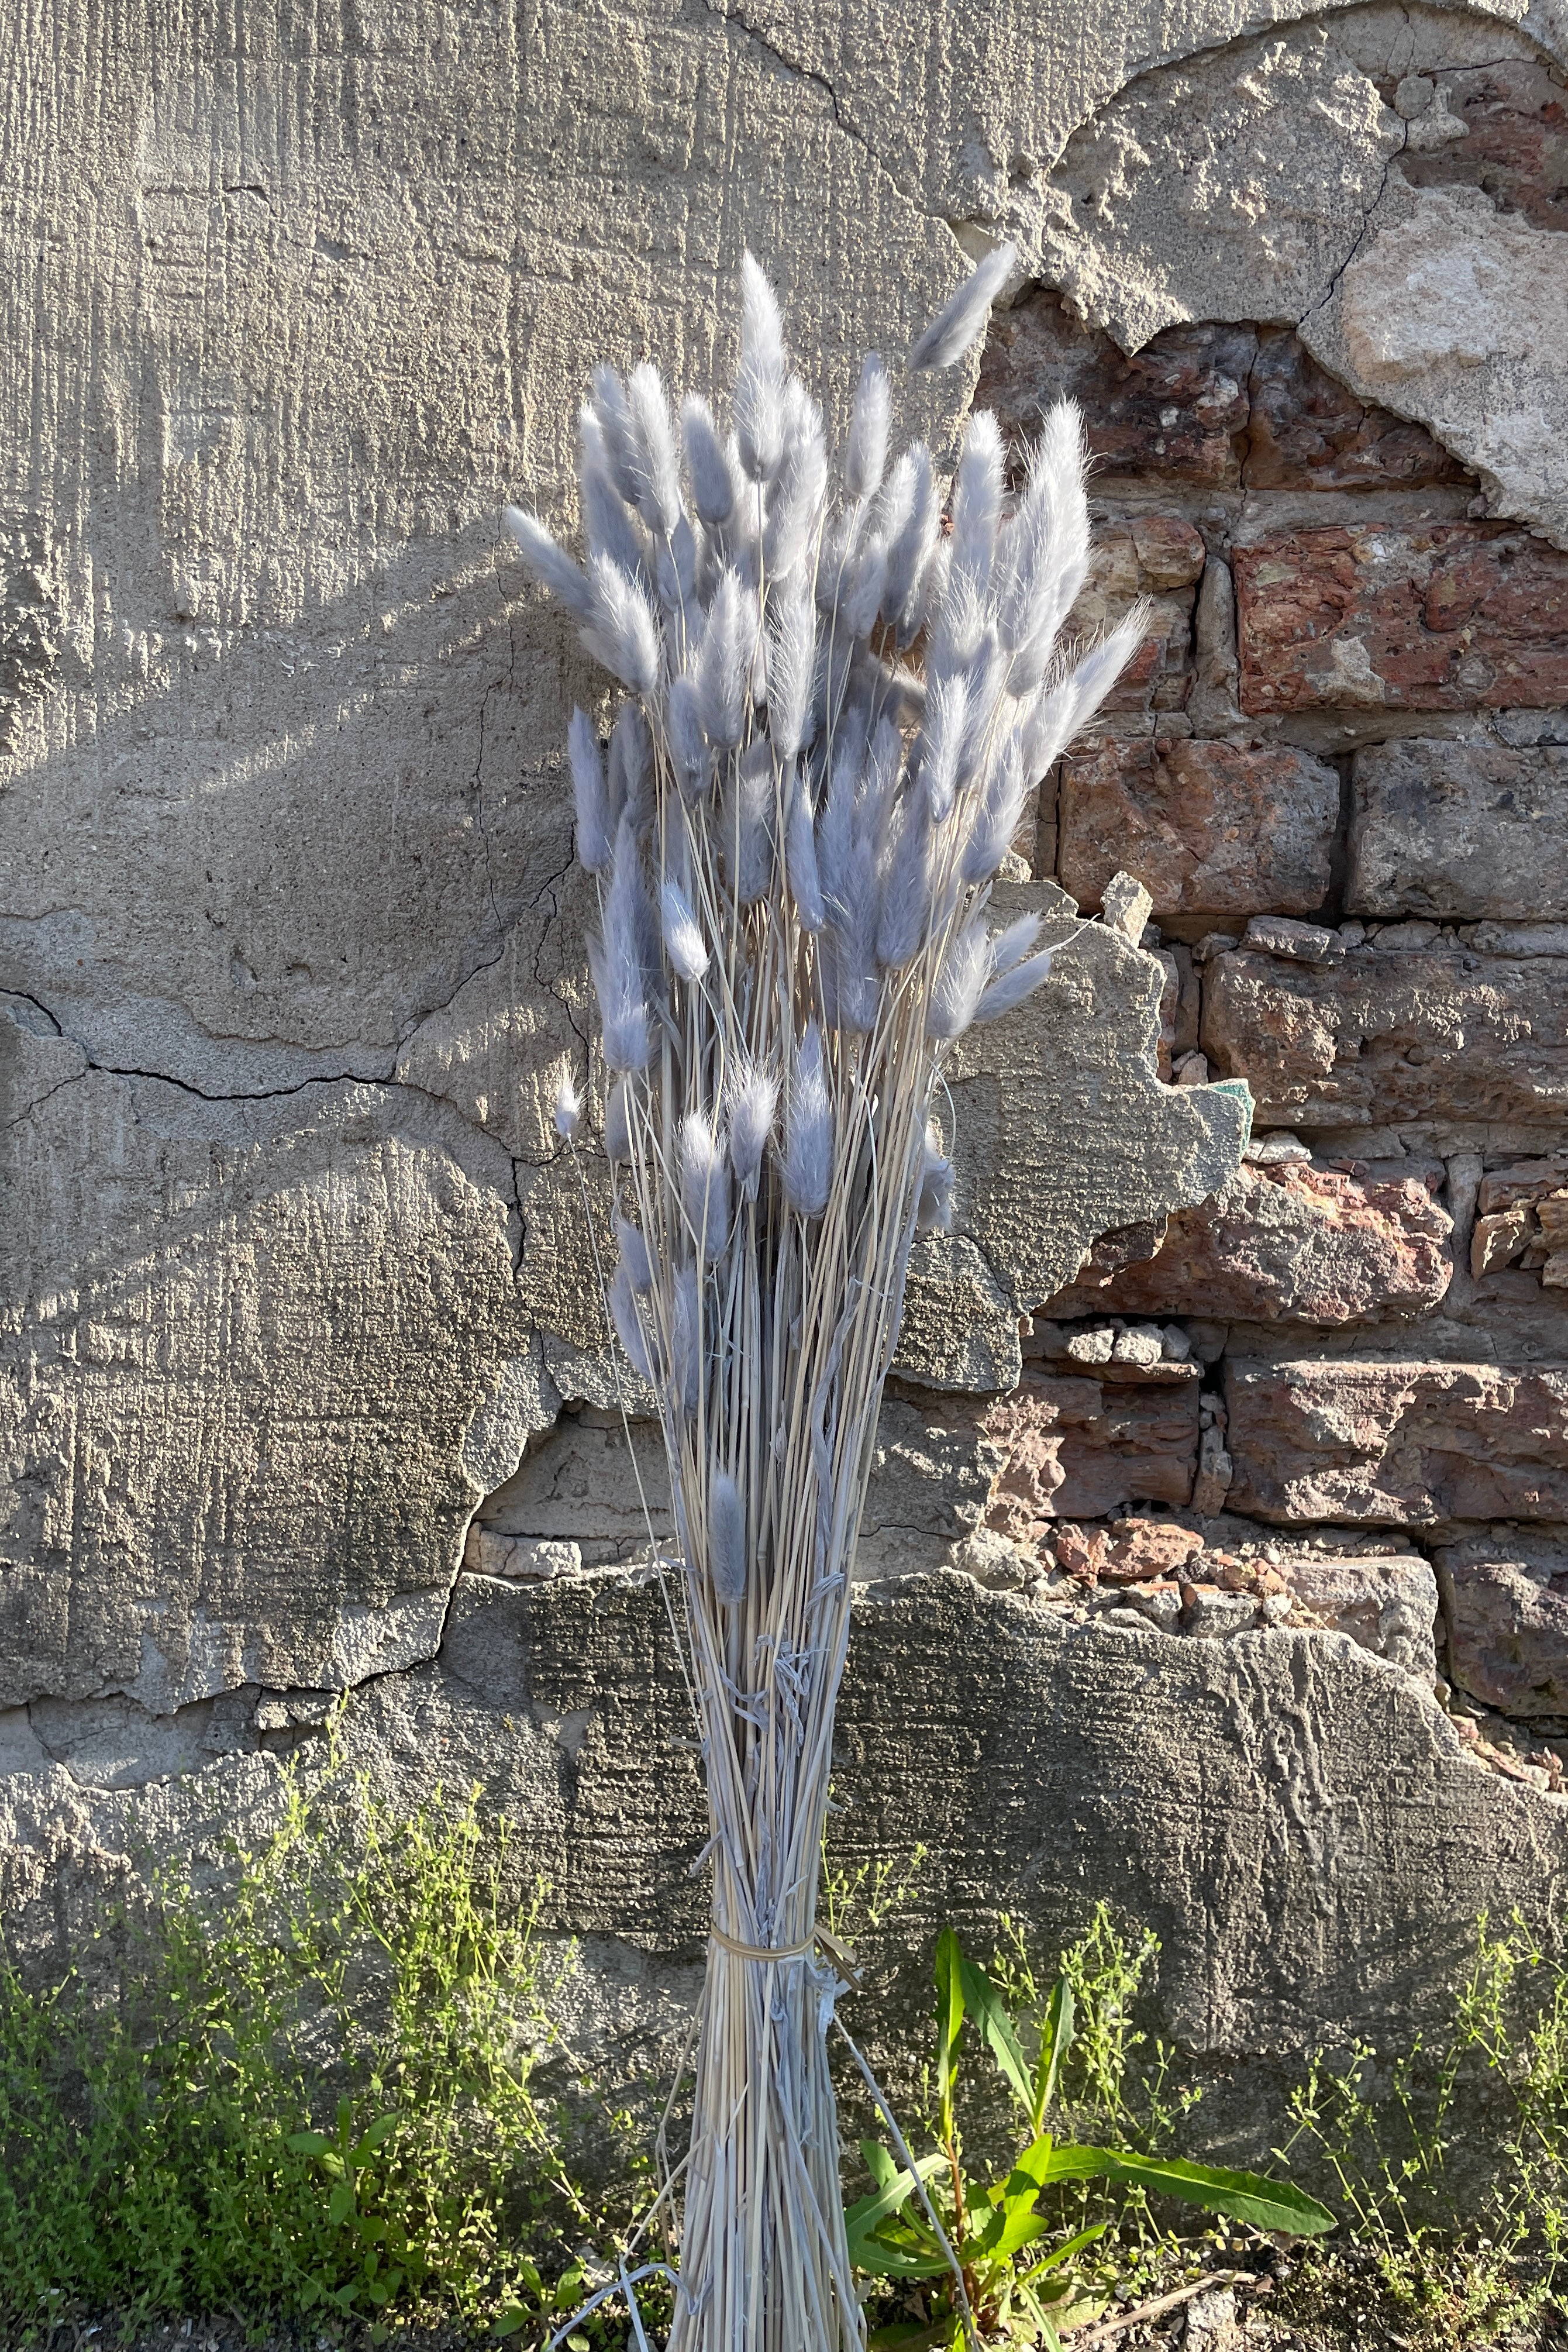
[[0, 0, 1257, 1748]]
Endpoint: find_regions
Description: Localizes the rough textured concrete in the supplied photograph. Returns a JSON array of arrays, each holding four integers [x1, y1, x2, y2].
[[7, 1569, 1564, 2161]]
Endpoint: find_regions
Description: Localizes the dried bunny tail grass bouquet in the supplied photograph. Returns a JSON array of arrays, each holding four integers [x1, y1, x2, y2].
[[505, 245, 1145, 2352]]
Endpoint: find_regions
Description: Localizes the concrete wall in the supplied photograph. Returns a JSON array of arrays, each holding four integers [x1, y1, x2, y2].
[[6, 0, 1568, 2137]]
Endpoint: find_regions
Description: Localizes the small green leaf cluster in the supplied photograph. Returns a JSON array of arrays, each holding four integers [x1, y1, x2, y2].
[[846, 1924, 1334, 2350], [0, 1757, 652, 2346], [1276, 1907, 1568, 2341]]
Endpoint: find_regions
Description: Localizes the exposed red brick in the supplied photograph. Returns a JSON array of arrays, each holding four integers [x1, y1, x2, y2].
[[977, 291, 1254, 484], [1040, 1160, 1452, 1324], [1226, 1359, 1568, 1524], [975, 1373, 1199, 1541], [1058, 737, 1338, 917], [1402, 58, 1568, 235], [1201, 943, 1568, 1129], [1245, 327, 1467, 491], [1234, 522, 1568, 712]]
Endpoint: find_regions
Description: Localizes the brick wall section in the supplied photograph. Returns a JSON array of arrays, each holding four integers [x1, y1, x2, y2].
[[976, 237, 1568, 1783]]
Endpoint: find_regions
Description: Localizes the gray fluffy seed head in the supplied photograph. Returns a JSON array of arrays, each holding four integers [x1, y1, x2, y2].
[[667, 672, 712, 800], [502, 507, 596, 625], [783, 1022, 833, 1216], [916, 1121, 956, 1232], [784, 769, 825, 932], [875, 786, 932, 970], [589, 365, 645, 503], [626, 360, 684, 538], [554, 1067, 580, 1142], [568, 707, 612, 874], [974, 945, 1054, 1025], [960, 733, 1028, 887], [672, 1262, 702, 1418], [608, 1260, 654, 1384], [586, 555, 662, 697], [767, 582, 815, 763], [928, 918, 992, 1041], [592, 813, 653, 1072], [726, 1060, 778, 1193], [709, 1470, 747, 1606], [840, 537, 888, 641], [577, 411, 647, 586], [881, 445, 939, 644], [918, 672, 968, 824], [609, 700, 654, 838], [950, 411, 1004, 596], [660, 876, 709, 983], [732, 742, 776, 904], [909, 239, 1017, 370], [614, 1213, 659, 1295], [844, 352, 891, 501], [987, 911, 1043, 977], [735, 253, 788, 483], [681, 1111, 731, 1259], [681, 393, 735, 528], [698, 569, 750, 749]]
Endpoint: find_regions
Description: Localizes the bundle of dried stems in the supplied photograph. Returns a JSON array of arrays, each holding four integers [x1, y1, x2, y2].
[[504, 245, 1145, 2351]]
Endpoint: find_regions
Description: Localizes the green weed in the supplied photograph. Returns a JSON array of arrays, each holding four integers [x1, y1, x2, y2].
[[0, 1755, 651, 2346], [1277, 1909, 1568, 2345]]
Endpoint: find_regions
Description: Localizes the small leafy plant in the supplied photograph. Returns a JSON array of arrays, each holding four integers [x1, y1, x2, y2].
[[0, 1754, 649, 2345], [846, 1927, 1335, 2348]]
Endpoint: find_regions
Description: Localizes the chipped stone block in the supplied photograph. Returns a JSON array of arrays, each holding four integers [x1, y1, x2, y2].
[[1473, 1206, 1538, 1278], [1040, 1162, 1452, 1325], [1348, 740, 1568, 921], [1435, 1527, 1568, 1715], [1276, 1552, 1439, 1682], [1181, 1585, 1257, 1638], [469, 1534, 583, 1581], [1479, 1160, 1568, 1215], [977, 1374, 1201, 1542], [1233, 523, 1568, 714], [1225, 1359, 1568, 1525], [1244, 325, 1467, 491], [1201, 944, 1568, 1129], [1099, 869, 1153, 942], [976, 291, 1253, 484], [1242, 915, 1344, 963], [1057, 738, 1338, 918]]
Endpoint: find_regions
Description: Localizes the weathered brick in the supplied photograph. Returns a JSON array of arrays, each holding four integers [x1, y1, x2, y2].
[[1233, 522, 1568, 713], [1058, 737, 1338, 917], [1348, 739, 1568, 920], [1245, 326, 1467, 491], [1225, 1359, 1568, 1524], [1435, 1527, 1568, 1715], [1039, 1160, 1452, 1324], [1403, 58, 1568, 235], [1201, 943, 1568, 1128], [977, 291, 1254, 484], [974, 1373, 1200, 1541]]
